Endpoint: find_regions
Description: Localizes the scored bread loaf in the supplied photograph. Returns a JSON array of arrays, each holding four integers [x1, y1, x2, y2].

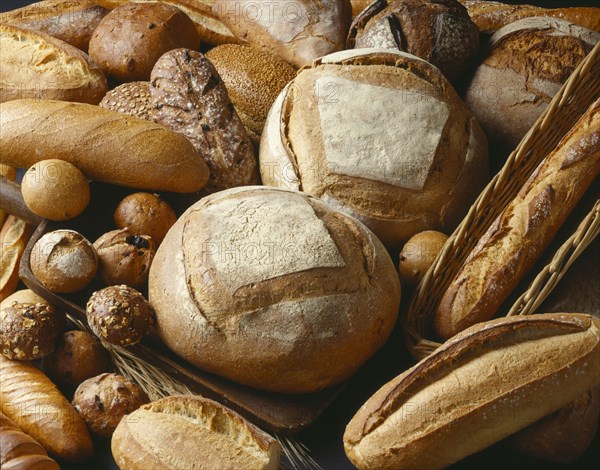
[[0, 99, 209, 193], [0, 411, 59, 470], [0, 165, 16, 228], [344, 313, 600, 470], [434, 98, 600, 340], [111, 395, 280, 470], [458, 1, 600, 34], [0, 217, 35, 303], [0, 0, 108, 51], [0, 24, 108, 104], [0, 355, 93, 463]]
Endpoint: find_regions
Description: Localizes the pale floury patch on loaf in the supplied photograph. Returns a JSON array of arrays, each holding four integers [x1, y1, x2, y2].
[[316, 75, 449, 190]]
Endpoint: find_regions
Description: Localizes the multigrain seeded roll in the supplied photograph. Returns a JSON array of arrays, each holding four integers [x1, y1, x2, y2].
[[149, 186, 401, 393], [99, 82, 153, 120]]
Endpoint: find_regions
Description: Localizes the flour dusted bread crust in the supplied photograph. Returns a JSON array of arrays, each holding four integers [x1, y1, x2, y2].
[[434, 98, 600, 340], [464, 17, 599, 149], [111, 395, 280, 470], [149, 186, 400, 393], [0, 99, 209, 193], [344, 313, 600, 470], [260, 49, 488, 247], [0, 24, 107, 104]]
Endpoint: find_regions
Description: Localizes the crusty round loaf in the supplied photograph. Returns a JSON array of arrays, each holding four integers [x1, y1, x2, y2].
[[0, 24, 107, 104], [464, 17, 599, 150], [111, 395, 280, 470], [205, 44, 297, 144], [347, 0, 479, 83], [149, 186, 401, 393], [260, 49, 489, 247]]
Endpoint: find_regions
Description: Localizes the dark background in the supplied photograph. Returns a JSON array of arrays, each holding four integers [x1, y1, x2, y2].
[[1, 0, 599, 469]]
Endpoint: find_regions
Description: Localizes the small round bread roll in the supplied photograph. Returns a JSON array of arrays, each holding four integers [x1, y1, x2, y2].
[[0, 302, 63, 360], [114, 192, 177, 245], [464, 17, 599, 150], [205, 45, 297, 144], [399, 230, 449, 286], [89, 3, 199, 81], [86, 286, 154, 347], [149, 186, 401, 393], [347, 0, 479, 83], [30, 230, 98, 293], [21, 159, 90, 221], [72, 373, 149, 438], [42, 330, 112, 393], [260, 49, 489, 247], [0, 288, 48, 310], [94, 229, 155, 288], [99, 81, 152, 120]]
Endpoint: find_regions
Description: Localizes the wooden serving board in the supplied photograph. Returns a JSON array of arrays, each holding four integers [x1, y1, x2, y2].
[[0, 175, 343, 435]]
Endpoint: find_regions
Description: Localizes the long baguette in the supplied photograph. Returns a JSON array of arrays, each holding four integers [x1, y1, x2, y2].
[[434, 99, 600, 340], [0, 355, 93, 463], [0, 216, 35, 302], [459, 1, 600, 34], [0, 411, 59, 470], [0, 165, 16, 228], [0, 99, 210, 193], [344, 313, 600, 470]]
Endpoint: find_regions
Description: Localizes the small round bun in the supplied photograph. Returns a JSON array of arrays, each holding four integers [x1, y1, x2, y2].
[[1, 289, 48, 310], [21, 159, 90, 221], [73, 373, 149, 438], [149, 186, 401, 393], [0, 302, 63, 360], [94, 229, 155, 288], [30, 230, 98, 293], [114, 192, 177, 245], [89, 3, 199, 81], [399, 230, 449, 286], [99, 81, 152, 120], [86, 286, 154, 347], [42, 330, 112, 393]]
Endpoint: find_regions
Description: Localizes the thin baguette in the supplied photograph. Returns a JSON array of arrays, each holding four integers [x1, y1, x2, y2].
[[0, 355, 93, 463], [0, 216, 35, 302], [0, 411, 59, 470], [0, 99, 210, 193], [434, 98, 600, 340], [344, 313, 600, 470], [459, 1, 600, 34], [0, 165, 16, 228]]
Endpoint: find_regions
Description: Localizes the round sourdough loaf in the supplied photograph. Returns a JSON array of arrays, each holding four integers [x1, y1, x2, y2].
[[260, 49, 488, 247], [149, 186, 401, 393], [464, 17, 599, 150]]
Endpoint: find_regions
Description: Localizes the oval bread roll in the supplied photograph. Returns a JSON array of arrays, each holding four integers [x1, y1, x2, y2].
[[344, 313, 600, 470], [0, 355, 93, 463], [111, 395, 280, 470], [0, 99, 210, 193], [0, 24, 107, 104]]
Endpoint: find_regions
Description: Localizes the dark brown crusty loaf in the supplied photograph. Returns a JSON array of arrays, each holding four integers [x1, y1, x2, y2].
[[0, 99, 209, 193], [111, 395, 280, 470], [434, 98, 600, 340], [0, 0, 108, 51], [0, 355, 93, 463], [150, 48, 258, 192], [0, 24, 108, 104], [0, 411, 59, 470], [344, 313, 600, 470], [459, 0, 600, 34]]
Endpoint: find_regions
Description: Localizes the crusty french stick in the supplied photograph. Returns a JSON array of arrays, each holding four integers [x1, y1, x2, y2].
[[0, 99, 210, 193], [0, 165, 16, 228], [344, 313, 600, 470], [0, 216, 35, 302], [0, 355, 93, 463], [459, 1, 600, 34], [0, 0, 108, 51], [0, 411, 59, 470], [434, 98, 600, 340]]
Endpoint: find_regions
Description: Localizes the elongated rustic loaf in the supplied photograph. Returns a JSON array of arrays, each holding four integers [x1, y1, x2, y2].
[[459, 1, 600, 34], [0, 411, 59, 470], [0, 355, 93, 463], [0, 217, 34, 303], [111, 395, 280, 470], [0, 99, 210, 193], [435, 98, 600, 340], [344, 313, 600, 470]]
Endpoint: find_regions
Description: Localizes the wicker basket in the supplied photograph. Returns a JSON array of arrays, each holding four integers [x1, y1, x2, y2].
[[404, 42, 600, 360]]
